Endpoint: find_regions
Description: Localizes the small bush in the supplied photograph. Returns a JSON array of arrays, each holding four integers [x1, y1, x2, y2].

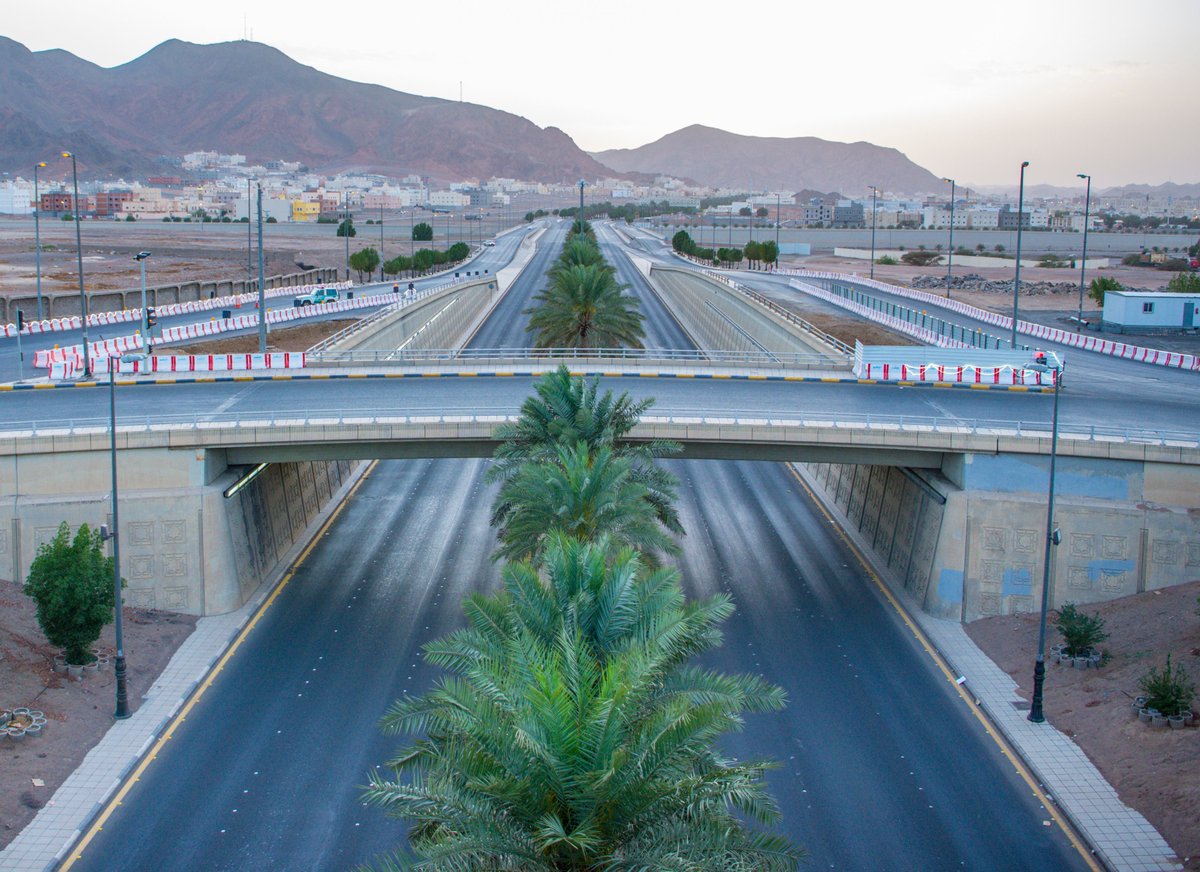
[[1054, 602, 1108, 657], [875, 255, 898, 265], [901, 250, 942, 266], [1038, 254, 1069, 268], [1139, 654, 1195, 716], [1167, 272, 1200, 294], [1121, 253, 1143, 266], [1089, 276, 1123, 306]]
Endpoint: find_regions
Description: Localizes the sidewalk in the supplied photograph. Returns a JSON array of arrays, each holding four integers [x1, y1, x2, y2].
[[791, 463, 1182, 872], [0, 464, 368, 872]]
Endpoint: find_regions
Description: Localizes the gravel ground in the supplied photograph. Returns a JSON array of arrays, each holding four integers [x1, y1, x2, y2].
[[966, 580, 1200, 868], [0, 579, 196, 849]]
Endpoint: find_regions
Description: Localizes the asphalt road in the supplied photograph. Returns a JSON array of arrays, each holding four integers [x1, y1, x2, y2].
[[68, 219, 1089, 870], [0, 229, 531, 383]]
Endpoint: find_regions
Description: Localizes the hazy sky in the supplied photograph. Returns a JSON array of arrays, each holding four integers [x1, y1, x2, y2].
[[6, 0, 1197, 187]]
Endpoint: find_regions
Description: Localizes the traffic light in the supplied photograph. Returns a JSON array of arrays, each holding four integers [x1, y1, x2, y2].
[[16, 309, 24, 331], [145, 306, 157, 329]]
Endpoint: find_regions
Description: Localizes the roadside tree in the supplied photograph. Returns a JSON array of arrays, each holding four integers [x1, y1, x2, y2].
[[412, 222, 433, 241], [23, 522, 116, 665], [525, 264, 644, 349], [349, 247, 381, 282]]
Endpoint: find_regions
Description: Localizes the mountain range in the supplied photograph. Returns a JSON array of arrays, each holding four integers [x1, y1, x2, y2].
[[591, 125, 942, 195], [2, 36, 943, 194]]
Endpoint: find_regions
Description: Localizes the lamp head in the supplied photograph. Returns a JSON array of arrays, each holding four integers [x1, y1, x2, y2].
[[37, 162, 46, 169], [134, 251, 152, 261], [1077, 173, 1088, 180], [62, 151, 72, 159], [943, 177, 954, 184], [1021, 160, 1030, 169]]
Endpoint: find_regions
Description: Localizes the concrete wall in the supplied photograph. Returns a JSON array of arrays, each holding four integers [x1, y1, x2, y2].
[[1, 268, 339, 323], [0, 446, 360, 616], [800, 455, 1200, 622]]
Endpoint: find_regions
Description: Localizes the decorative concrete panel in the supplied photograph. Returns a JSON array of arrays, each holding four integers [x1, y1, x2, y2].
[[1014, 529, 1037, 554], [130, 556, 155, 579], [1101, 535, 1127, 559], [1188, 544, 1200, 567], [1100, 569, 1127, 593], [163, 553, 187, 577], [163, 586, 189, 610], [129, 587, 156, 609], [0, 529, 7, 556], [1151, 540, 1179, 565], [1008, 596, 1033, 613], [979, 593, 1001, 615], [1070, 533, 1095, 558], [162, 520, 187, 545], [35, 526, 62, 550], [129, 522, 154, 546], [1068, 567, 1093, 590], [982, 527, 1007, 552]]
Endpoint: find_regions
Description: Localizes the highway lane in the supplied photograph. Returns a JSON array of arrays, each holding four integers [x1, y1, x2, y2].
[[66, 217, 1091, 870], [464, 221, 566, 348], [0, 229, 531, 384]]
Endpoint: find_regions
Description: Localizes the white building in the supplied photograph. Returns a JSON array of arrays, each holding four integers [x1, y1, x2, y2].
[[1102, 291, 1200, 334], [429, 191, 470, 209], [0, 178, 35, 214], [966, 208, 1000, 229]]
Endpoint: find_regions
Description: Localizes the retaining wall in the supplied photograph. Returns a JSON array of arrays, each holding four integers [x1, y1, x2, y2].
[[798, 455, 1200, 622], [0, 447, 361, 616]]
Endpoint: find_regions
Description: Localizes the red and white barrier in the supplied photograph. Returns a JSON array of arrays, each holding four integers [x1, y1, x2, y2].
[[97, 352, 306, 374], [859, 362, 1056, 386]]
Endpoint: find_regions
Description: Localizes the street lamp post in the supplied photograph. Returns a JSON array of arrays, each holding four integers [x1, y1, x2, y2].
[[1028, 358, 1063, 724], [134, 251, 152, 351], [1011, 160, 1030, 349], [380, 202, 385, 281], [943, 178, 956, 296], [62, 151, 91, 376], [343, 191, 350, 282], [34, 162, 47, 321], [247, 178, 254, 286], [1076, 173, 1092, 330], [256, 185, 266, 353], [577, 179, 586, 232], [869, 186, 879, 280], [106, 358, 130, 720]]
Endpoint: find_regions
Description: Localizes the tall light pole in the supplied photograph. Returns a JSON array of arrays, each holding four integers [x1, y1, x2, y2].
[[1076, 173, 1092, 330], [134, 251, 152, 351], [943, 177, 956, 296], [379, 201, 385, 281], [34, 162, 47, 321], [256, 184, 266, 353], [62, 151, 91, 376], [869, 185, 879, 280], [577, 178, 586, 233], [343, 190, 350, 282], [1028, 356, 1063, 724], [106, 358, 130, 720], [247, 178, 253, 286], [1011, 161, 1030, 349], [775, 193, 781, 268]]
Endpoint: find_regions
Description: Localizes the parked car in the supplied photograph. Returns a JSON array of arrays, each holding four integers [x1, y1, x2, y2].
[[483, 240, 496, 247]]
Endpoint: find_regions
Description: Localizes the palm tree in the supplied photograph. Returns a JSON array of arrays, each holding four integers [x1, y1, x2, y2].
[[493, 442, 679, 565], [364, 536, 800, 872], [554, 235, 606, 270], [525, 263, 645, 349], [487, 366, 682, 543]]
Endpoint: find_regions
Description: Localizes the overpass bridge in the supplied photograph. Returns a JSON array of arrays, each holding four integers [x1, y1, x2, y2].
[[2, 224, 1199, 625]]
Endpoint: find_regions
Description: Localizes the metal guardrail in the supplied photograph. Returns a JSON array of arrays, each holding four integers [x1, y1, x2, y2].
[[2, 408, 1196, 448], [302, 347, 840, 368]]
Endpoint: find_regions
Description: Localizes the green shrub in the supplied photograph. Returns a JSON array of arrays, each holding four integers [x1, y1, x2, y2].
[[875, 255, 898, 265], [1166, 272, 1200, 294], [1089, 276, 1123, 306], [1139, 654, 1195, 716], [1054, 602, 1108, 657], [901, 250, 942, 266], [23, 522, 116, 665]]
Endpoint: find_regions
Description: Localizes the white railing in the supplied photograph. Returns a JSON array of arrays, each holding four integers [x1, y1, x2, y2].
[[1, 409, 1195, 449]]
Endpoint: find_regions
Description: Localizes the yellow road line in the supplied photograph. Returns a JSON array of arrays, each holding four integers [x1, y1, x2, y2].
[[60, 460, 379, 870], [783, 464, 1102, 872]]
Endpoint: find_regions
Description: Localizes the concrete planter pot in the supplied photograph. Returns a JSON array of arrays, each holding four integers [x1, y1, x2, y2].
[[82, 659, 100, 676], [1151, 712, 1168, 728], [1073, 656, 1091, 670], [52, 655, 67, 674], [1168, 715, 1186, 730], [66, 663, 84, 680], [1184, 711, 1195, 727], [1139, 707, 1156, 724]]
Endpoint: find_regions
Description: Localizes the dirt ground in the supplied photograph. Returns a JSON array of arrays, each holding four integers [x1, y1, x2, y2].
[[965, 580, 1200, 868], [0, 578, 197, 849], [170, 318, 358, 355]]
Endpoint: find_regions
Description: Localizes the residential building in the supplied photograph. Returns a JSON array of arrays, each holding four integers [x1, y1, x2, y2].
[[94, 190, 133, 217], [291, 200, 321, 222], [832, 201, 864, 228]]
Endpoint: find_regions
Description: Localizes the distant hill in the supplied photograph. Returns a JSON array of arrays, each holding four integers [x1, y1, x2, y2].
[[1099, 182, 1200, 199], [0, 37, 621, 183], [591, 125, 942, 195]]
